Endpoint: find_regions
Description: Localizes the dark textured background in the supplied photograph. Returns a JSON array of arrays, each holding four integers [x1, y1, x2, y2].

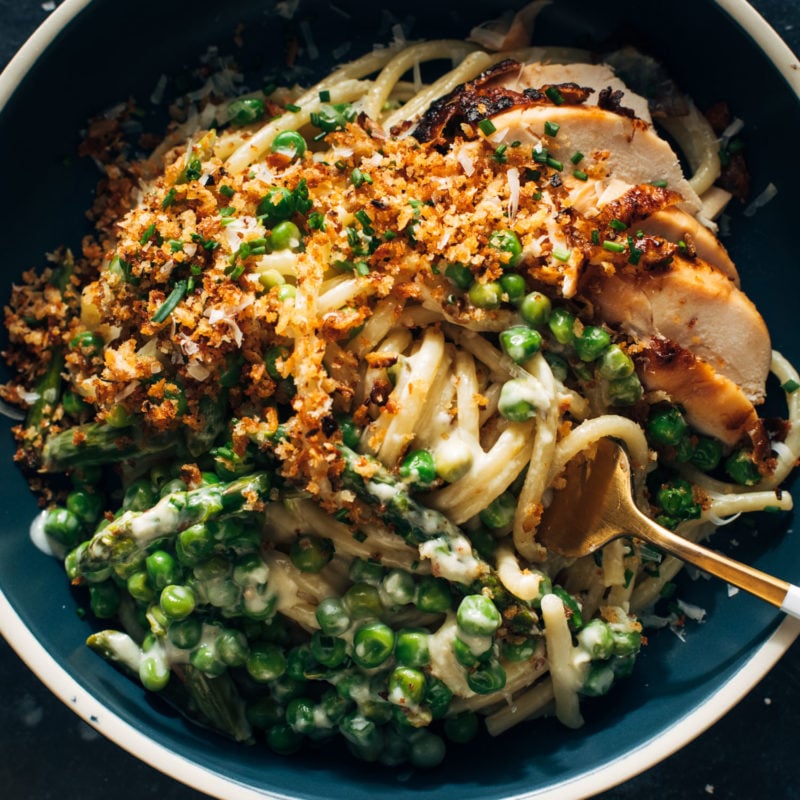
[[0, 1, 798, 798]]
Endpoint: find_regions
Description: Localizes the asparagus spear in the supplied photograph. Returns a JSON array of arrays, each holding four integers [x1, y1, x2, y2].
[[75, 472, 271, 576], [41, 421, 181, 472], [17, 350, 65, 470], [338, 446, 521, 611]]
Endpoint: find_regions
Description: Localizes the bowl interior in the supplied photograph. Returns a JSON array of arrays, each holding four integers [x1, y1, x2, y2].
[[1, 1, 799, 798]]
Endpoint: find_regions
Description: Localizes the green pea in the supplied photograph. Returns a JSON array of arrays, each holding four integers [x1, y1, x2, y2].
[[247, 642, 287, 682], [398, 449, 436, 487], [233, 552, 270, 587], [246, 695, 284, 729], [69, 464, 102, 489], [488, 229, 523, 268], [310, 631, 348, 668], [127, 570, 155, 604], [335, 413, 362, 449], [65, 489, 103, 526], [315, 596, 351, 635], [216, 629, 249, 667], [656, 479, 700, 519], [501, 636, 539, 662], [581, 663, 615, 697], [607, 374, 643, 406], [444, 262, 474, 290], [395, 628, 430, 667], [541, 355, 566, 386], [285, 697, 316, 734], [123, 479, 157, 512], [228, 96, 266, 126], [310, 102, 355, 133], [349, 558, 384, 586], [175, 523, 215, 566], [276, 284, 297, 302], [344, 582, 383, 619], [139, 654, 170, 691], [576, 618, 614, 660], [725, 448, 761, 486], [257, 187, 294, 223], [380, 569, 416, 607], [286, 644, 318, 681], [575, 326, 612, 362], [609, 625, 642, 656], [498, 379, 537, 423], [290, 534, 334, 573], [467, 281, 503, 309], [646, 407, 688, 446], [466, 659, 506, 694], [388, 666, 426, 706], [270, 130, 307, 160], [424, 675, 453, 719], [352, 621, 395, 668], [269, 220, 302, 251], [408, 730, 446, 768], [499, 325, 542, 364], [266, 722, 304, 755], [271, 674, 309, 704], [500, 273, 526, 304], [457, 594, 502, 637], [691, 437, 723, 472], [43, 507, 82, 547], [168, 617, 202, 649], [519, 291, 551, 327], [598, 344, 634, 379], [89, 581, 120, 619], [189, 642, 225, 677], [146, 550, 181, 591], [340, 712, 384, 761], [610, 653, 637, 678], [443, 711, 479, 743], [548, 307, 576, 344], [414, 576, 452, 613], [452, 637, 481, 668], [160, 584, 196, 620], [478, 491, 515, 529]]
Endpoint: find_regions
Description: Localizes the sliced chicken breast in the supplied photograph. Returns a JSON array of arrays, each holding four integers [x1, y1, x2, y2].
[[581, 255, 770, 403], [637, 336, 768, 453], [485, 104, 702, 215]]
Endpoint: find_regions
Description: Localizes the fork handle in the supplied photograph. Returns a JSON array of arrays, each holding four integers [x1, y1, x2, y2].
[[628, 506, 800, 619]]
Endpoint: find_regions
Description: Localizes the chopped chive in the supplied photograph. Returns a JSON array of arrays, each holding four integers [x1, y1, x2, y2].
[[591, 229, 600, 245], [492, 144, 508, 163], [285, 103, 301, 113], [532, 146, 549, 164], [678, 239, 688, 253], [350, 167, 372, 187], [544, 120, 560, 137], [168, 239, 184, 253], [546, 156, 563, 171], [219, 184, 235, 198], [526, 168, 542, 181], [319, 90, 331, 102], [609, 218, 627, 232], [219, 206, 236, 217], [545, 86, 565, 105], [627, 235, 643, 265], [602, 240, 626, 253], [354, 208, 373, 231], [552, 247, 571, 262], [478, 118, 497, 135], [533, 191, 543, 201], [161, 188, 178, 209], [510, 140, 522, 148], [782, 379, 800, 393], [650, 179, 668, 188], [152, 280, 188, 324], [570, 151, 584, 165], [334, 160, 346, 171], [140, 223, 161, 246], [353, 529, 367, 543], [573, 169, 588, 181]]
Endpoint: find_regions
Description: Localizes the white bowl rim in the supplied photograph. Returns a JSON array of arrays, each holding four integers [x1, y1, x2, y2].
[[1, 1, 799, 798]]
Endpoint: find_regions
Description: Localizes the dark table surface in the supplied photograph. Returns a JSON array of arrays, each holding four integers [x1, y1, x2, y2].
[[1, 1, 800, 798]]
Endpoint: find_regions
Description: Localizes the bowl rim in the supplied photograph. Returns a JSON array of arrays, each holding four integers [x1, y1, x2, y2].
[[1, 1, 799, 798]]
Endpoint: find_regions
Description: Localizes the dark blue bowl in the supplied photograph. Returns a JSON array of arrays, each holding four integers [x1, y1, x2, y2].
[[1, 1, 799, 798]]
